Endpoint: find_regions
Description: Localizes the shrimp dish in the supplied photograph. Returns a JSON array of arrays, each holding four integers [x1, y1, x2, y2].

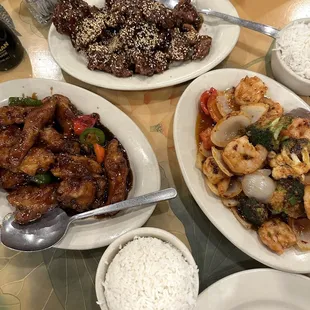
[[196, 76, 310, 255]]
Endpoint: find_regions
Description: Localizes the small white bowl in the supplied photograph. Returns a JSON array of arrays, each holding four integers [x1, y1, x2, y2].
[[271, 18, 310, 96], [95, 227, 199, 310]]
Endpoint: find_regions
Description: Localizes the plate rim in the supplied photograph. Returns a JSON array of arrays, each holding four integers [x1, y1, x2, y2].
[[0, 78, 160, 250], [173, 68, 310, 273], [47, 0, 240, 91], [197, 268, 310, 307]]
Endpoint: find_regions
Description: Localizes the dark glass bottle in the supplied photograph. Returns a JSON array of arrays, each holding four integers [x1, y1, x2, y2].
[[0, 20, 24, 71]]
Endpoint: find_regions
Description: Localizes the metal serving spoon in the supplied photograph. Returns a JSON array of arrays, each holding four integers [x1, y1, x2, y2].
[[0, 188, 177, 252], [160, 0, 279, 38]]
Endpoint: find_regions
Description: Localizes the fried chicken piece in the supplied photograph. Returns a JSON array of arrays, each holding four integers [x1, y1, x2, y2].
[[141, 0, 175, 29], [51, 154, 102, 179], [105, 139, 129, 204], [52, 0, 91, 36], [0, 148, 12, 169], [57, 178, 96, 212], [40, 127, 80, 154], [169, 28, 191, 61], [8, 101, 56, 167], [0, 170, 29, 190], [0, 106, 36, 126], [8, 184, 58, 224], [192, 35, 212, 60], [18, 147, 55, 176], [0, 125, 21, 147], [173, 0, 203, 30], [54, 94, 77, 136]]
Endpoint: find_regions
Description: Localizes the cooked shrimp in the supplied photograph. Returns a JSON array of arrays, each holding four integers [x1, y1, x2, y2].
[[235, 76, 267, 105], [217, 177, 230, 196], [304, 185, 310, 219], [258, 219, 297, 254], [202, 156, 226, 185], [258, 98, 283, 125], [282, 118, 310, 139], [222, 136, 268, 175]]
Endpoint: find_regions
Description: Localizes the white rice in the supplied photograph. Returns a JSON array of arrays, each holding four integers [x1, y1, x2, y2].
[[102, 236, 198, 310], [277, 21, 310, 79]]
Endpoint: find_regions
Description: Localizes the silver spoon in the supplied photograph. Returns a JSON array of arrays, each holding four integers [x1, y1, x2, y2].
[[160, 0, 279, 38], [0, 188, 177, 252]]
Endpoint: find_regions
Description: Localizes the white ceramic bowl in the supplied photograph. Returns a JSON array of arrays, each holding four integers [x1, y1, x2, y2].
[[271, 18, 310, 96], [95, 227, 199, 310]]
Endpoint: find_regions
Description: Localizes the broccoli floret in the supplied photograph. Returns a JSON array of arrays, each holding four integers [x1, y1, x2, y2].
[[246, 115, 293, 151], [270, 178, 305, 218], [278, 178, 304, 206], [237, 197, 269, 226]]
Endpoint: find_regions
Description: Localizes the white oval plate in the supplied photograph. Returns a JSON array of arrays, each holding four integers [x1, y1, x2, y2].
[[0, 79, 160, 250], [196, 269, 310, 310], [174, 68, 310, 273], [48, 0, 240, 91]]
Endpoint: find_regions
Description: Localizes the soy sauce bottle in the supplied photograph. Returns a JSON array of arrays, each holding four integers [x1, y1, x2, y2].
[[0, 20, 24, 71]]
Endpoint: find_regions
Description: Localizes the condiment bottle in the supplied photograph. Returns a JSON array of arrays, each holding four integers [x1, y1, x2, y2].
[[0, 20, 24, 71]]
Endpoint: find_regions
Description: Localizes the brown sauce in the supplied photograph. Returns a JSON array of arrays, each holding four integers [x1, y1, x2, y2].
[[195, 107, 214, 147]]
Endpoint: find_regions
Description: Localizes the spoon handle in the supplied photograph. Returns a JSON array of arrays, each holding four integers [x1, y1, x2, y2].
[[200, 8, 279, 38], [70, 188, 177, 222]]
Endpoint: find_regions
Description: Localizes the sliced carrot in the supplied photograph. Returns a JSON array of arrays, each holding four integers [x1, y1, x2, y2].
[[94, 143, 105, 163]]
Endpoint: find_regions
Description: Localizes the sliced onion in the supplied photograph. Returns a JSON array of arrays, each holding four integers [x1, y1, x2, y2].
[[222, 178, 242, 198], [199, 143, 211, 158], [242, 173, 276, 203], [240, 103, 269, 124], [216, 94, 233, 117], [255, 169, 272, 176], [195, 152, 205, 171], [221, 198, 238, 208], [205, 178, 219, 196], [211, 146, 233, 177], [211, 112, 251, 148], [289, 218, 310, 251]]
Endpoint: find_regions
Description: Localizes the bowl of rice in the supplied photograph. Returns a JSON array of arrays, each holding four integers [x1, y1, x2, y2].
[[95, 227, 199, 310], [271, 18, 310, 96]]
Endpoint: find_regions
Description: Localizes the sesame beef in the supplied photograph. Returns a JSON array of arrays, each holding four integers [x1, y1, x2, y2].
[[52, 0, 212, 78]]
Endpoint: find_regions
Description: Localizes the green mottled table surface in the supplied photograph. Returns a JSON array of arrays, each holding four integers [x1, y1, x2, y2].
[[1, 0, 310, 309]]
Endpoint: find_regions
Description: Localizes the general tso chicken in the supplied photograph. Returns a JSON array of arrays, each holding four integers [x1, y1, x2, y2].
[[0, 95, 132, 224], [52, 0, 212, 77], [196, 76, 310, 255]]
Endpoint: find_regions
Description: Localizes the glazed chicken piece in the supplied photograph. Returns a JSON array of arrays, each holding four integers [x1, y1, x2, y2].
[[57, 178, 97, 212], [0, 106, 36, 126], [0, 125, 21, 147], [105, 139, 129, 204], [18, 147, 55, 176], [173, 0, 202, 30], [54, 94, 77, 136], [7, 184, 58, 224], [40, 127, 80, 154], [8, 100, 56, 167], [51, 154, 102, 178], [0, 170, 29, 190], [0, 148, 12, 169]]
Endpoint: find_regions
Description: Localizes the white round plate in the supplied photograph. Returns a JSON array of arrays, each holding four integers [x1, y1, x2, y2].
[[196, 269, 310, 310], [174, 68, 310, 273], [0, 79, 160, 250], [48, 0, 240, 91]]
